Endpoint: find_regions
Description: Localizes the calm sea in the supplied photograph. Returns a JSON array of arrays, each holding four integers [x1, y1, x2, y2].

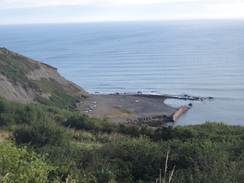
[[1, 20, 244, 125]]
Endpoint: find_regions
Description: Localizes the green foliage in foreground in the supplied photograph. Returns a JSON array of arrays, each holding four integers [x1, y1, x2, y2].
[[0, 96, 244, 183], [0, 141, 59, 183]]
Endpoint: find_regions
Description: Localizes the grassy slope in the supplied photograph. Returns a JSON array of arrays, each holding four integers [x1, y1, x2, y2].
[[1, 48, 243, 182], [0, 96, 243, 183], [0, 47, 84, 109], [0, 48, 40, 83]]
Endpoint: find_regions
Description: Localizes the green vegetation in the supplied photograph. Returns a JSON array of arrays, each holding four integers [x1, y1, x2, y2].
[[0, 48, 39, 83], [0, 141, 59, 183], [113, 106, 135, 115], [104, 106, 135, 119], [0, 96, 243, 182], [0, 48, 81, 109], [35, 90, 77, 109], [1, 47, 243, 182]]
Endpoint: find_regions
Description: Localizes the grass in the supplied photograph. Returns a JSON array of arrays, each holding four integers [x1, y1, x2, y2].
[[113, 106, 135, 115], [0, 130, 11, 142], [67, 128, 126, 150], [0, 48, 40, 83], [0, 48, 80, 109], [104, 106, 135, 119]]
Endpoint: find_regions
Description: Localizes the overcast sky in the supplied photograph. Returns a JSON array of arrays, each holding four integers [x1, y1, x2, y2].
[[1, 0, 244, 24]]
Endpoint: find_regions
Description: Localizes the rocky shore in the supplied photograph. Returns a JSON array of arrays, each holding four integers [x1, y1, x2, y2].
[[121, 105, 189, 127], [79, 93, 210, 127], [0, 48, 213, 127]]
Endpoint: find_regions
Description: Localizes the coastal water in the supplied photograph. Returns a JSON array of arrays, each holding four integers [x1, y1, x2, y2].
[[1, 20, 244, 125]]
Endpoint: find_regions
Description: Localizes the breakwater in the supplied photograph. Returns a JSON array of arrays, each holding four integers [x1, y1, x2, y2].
[[122, 105, 189, 127]]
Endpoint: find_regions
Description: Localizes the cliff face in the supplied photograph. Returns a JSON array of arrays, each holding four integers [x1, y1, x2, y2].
[[0, 72, 36, 103], [0, 47, 88, 106]]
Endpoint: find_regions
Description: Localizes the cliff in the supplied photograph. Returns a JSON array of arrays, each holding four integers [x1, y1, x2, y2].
[[0, 47, 88, 107]]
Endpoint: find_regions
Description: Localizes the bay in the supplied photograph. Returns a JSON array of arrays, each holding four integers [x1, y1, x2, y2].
[[1, 20, 244, 125]]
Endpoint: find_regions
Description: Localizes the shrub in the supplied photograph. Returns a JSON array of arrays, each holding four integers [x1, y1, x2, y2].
[[13, 120, 68, 147], [118, 124, 140, 137], [99, 136, 165, 182], [93, 168, 116, 183], [0, 141, 59, 183]]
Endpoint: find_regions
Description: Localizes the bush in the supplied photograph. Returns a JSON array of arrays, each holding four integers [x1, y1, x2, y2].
[[153, 126, 197, 141], [0, 141, 59, 183], [93, 168, 116, 183], [118, 124, 140, 137], [98, 136, 165, 182], [13, 120, 68, 147]]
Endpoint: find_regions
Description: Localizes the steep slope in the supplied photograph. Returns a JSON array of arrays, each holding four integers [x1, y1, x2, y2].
[[0, 47, 88, 108]]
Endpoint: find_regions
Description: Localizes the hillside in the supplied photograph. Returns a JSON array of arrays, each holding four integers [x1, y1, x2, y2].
[[0, 47, 88, 108], [0, 48, 193, 125], [0, 48, 179, 124], [0, 95, 243, 182], [0, 48, 243, 183]]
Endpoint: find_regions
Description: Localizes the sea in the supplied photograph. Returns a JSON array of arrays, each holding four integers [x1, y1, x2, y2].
[[1, 20, 244, 126]]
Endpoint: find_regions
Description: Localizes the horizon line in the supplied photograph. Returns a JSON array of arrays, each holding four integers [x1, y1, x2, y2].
[[1, 17, 244, 26]]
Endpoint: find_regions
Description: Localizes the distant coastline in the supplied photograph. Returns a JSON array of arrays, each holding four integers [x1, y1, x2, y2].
[[1, 21, 244, 125], [81, 93, 212, 127], [0, 47, 212, 127]]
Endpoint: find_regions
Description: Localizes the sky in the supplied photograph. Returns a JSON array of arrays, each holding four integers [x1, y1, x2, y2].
[[0, 0, 244, 24]]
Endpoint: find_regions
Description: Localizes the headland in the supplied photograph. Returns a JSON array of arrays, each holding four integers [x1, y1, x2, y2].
[[0, 47, 213, 127]]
